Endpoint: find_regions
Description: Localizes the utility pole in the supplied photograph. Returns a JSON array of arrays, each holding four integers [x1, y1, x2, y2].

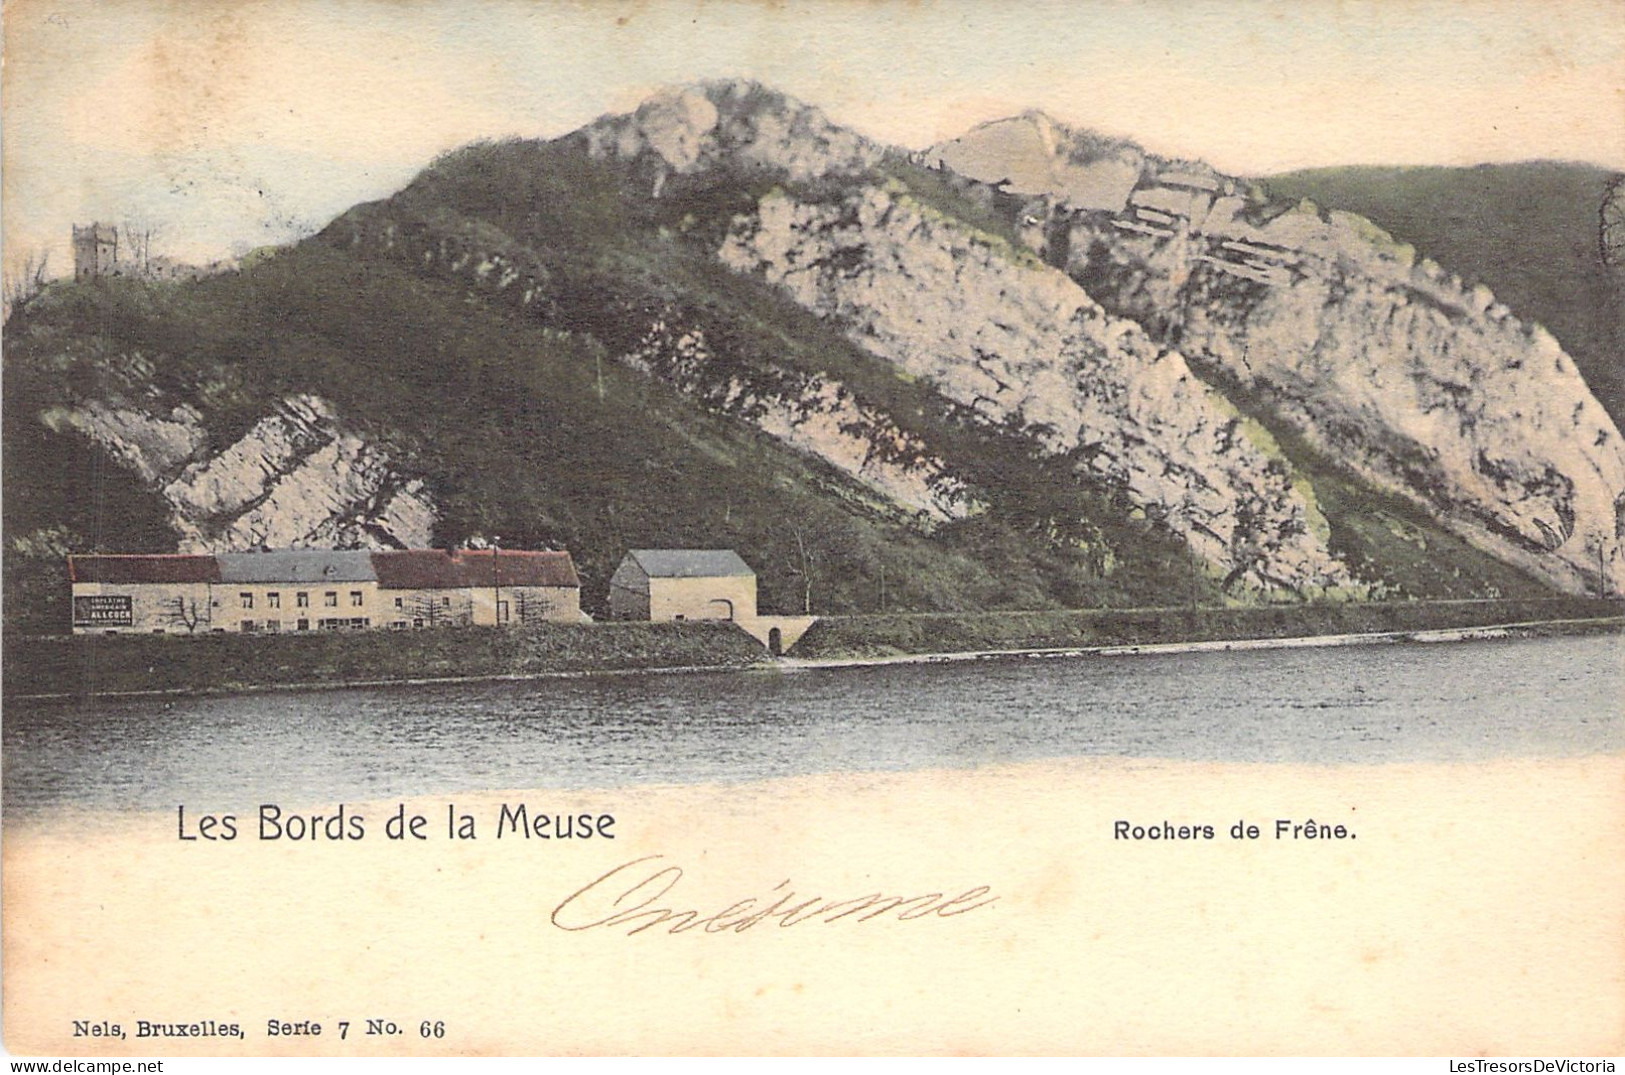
[[491, 537, 501, 627], [792, 524, 813, 615]]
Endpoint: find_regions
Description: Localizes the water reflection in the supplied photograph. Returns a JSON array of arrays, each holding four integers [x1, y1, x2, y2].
[[5, 633, 1620, 814]]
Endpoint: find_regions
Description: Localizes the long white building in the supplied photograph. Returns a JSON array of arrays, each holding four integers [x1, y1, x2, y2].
[[67, 549, 582, 635]]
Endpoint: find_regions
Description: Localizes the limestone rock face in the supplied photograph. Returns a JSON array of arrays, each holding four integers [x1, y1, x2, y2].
[[41, 400, 206, 484], [622, 315, 980, 526], [720, 185, 1358, 596], [947, 112, 1625, 595], [927, 112, 1148, 212], [45, 391, 436, 552], [583, 80, 882, 187]]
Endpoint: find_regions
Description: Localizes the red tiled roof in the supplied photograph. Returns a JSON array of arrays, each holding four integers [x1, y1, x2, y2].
[[66, 550, 580, 589], [68, 554, 222, 585], [371, 550, 579, 590]]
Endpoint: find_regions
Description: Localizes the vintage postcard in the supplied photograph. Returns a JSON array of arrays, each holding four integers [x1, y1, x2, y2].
[[3, 0, 1622, 1059]]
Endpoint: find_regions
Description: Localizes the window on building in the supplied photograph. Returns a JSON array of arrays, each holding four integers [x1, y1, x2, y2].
[[296, 619, 310, 631], [297, 592, 309, 608], [394, 596, 404, 609], [413, 618, 425, 629], [268, 592, 281, 609], [442, 596, 451, 607], [497, 600, 510, 625], [350, 591, 363, 607], [241, 620, 257, 632], [265, 621, 281, 633], [325, 592, 338, 607], [240, 592, 253, 609]]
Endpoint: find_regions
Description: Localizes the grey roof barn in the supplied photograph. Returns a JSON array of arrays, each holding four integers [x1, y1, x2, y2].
[[608, 549, 758, 623], [621, 549, 754, 578]]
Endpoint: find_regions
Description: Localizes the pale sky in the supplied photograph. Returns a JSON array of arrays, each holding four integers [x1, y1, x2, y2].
[[5, 0, 1623, 273]]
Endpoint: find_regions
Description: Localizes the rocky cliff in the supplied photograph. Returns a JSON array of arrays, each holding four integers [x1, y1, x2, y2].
[[583, 82, 882, 190], [331, 83, 1365, 598], [568, 85, 1354, 594], [41, 384, 435, 553], [716, 183, 1349, 595], [932, 112, 1625, 596]]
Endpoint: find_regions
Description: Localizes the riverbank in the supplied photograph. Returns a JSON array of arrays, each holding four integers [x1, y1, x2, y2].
[[7, 597, 1620, 700], [3, 620, 765, 700], [782, 615, 1622, 670], [788, 596, 1623, 661]]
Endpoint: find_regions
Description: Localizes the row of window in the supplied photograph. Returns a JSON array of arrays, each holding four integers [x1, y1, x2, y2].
[[116, 612, 487, 635], [236, 617, 491, 632], [238, 618, 371, 632], [239, 590, 365, 610], [236, 592, 472, 611]]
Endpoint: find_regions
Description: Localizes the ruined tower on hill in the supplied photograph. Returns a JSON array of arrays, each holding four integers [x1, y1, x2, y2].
[[72, 222, 119, 279], [68, 222, 236, 283]]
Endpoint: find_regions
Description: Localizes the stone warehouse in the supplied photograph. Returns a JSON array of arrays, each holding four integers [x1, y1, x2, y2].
[[68, 549, 582, 635], [608, 548, 816, 654], [609, 549, 758, 622]]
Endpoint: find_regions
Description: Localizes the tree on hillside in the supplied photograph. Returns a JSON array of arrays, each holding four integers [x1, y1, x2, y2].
[[3, 249, 50, 321], [788, 522, 816, 614], [1603, 177, 1625, 270]]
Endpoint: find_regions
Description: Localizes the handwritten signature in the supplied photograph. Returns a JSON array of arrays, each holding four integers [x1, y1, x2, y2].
[[551, 855, 998, 935]]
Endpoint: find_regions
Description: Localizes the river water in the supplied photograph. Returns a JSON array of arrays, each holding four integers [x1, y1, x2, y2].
[[4, 633, 1620, 815]]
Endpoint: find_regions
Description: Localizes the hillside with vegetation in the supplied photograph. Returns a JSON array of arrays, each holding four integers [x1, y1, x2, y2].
[[6, 81, 1620, 637], [2, 237, 1209, 632]]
